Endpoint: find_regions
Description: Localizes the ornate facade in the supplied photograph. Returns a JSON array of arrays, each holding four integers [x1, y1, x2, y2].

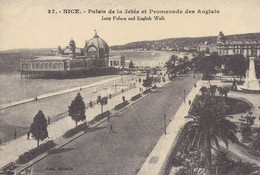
[[216, 31, 260, 57], [20, 32, 117, 79]]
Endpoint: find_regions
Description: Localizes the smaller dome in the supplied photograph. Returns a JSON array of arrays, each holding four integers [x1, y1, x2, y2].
[[218, 31, 224, 39]]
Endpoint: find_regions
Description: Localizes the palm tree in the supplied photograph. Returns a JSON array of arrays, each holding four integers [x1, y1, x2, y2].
[[213, 150, 260, 175], [183, 96, 239, 174], [213, 149, 233, 175]]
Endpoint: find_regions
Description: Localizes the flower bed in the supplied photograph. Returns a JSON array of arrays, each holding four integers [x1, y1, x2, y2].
[[143, 89, 151, 94], [114, 101, 129, 110], [17, 140, 56, 164], [131, 94, 142, 101], [63, 122, 89, 138]]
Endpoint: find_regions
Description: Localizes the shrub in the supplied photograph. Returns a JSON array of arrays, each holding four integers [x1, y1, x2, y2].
[[143, 89, 151, 94], [152, 85, 157, 89], [64, 122, 88, 137], [89, 110, 111, 125], [17, 140, 56, 164], [131, 94, 142, 101], [63, 122, 89, 138], [114, 101, 129, 110]]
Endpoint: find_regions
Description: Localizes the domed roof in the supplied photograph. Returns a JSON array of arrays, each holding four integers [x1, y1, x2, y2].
[[70, 38, 75, 45], [84, 32, 109, 53], [218, 31, 224, 39]]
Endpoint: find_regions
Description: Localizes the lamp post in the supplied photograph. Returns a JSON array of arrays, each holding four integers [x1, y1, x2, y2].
[[114, 82, 116, 92], [184, 89, 186, 103], [164, 114, 166, 134]]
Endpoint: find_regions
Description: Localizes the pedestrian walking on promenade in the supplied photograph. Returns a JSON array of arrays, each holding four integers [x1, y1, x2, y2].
[[48, 117, 50, 125], [122, 96, 125, 102], [194, 83, 197, 88], [107, 114, 110, 122], [27, 130, 30, 140], [14, 130, 17, 140], [189, 100, 191, 106], [0, 138, 2, 146], [109, 123, 115, 133]]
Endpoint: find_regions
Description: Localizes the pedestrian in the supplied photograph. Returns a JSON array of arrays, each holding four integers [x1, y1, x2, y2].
[[194, 83, 197, 88], [48, 117, 50, 125], [109, 94, 112, 99], [139, 87, 141, 92], [189, 100, 191, 106], [0, 137, 2, 146], [109, 123, 115, 133], [27, 130, 30, 140], [122, 96, 125, 102], [14, 130, 17, 140], [89, 100, 93, 107], [107, 114, 110, 122]]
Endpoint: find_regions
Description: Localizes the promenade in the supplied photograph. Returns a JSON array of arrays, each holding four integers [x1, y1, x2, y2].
[[0, 74, 146, 169], [18, 73, 197, 175], [0, 74, 136, 143]]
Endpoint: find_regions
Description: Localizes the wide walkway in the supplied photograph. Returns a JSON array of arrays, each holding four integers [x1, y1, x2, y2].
[[0, 75, 136, 143], [25, 73, 197, 175], [0, 75, 145, 168]]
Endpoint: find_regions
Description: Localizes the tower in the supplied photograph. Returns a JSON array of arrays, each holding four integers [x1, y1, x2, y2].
[[69, 38, 76, 58]]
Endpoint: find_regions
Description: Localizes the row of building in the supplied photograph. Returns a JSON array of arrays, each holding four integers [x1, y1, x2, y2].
[[20, 31, 260, 79], [198, 31, 260, 57]]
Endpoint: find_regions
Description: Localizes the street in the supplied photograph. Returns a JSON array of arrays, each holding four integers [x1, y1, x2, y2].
[[30, 73, 196, 175]]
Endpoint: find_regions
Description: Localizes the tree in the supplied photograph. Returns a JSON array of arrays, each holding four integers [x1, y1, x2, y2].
[[30, 110, 48, 147], [213, 150, 259, 175], [68, 93, 86, 127], [165, 55, 178, 77], [208, 85, 217, 96], [222, 54, 248, 81], [129, 60, 134, 68], [239, 111, 256, 143], [200, 86, 208, 96], [183, 97, 239, 174], [98, 96, 108, 114], [142, 73, 153, 90], [194, 53, 220, 80], [213, 150, 233, 175]]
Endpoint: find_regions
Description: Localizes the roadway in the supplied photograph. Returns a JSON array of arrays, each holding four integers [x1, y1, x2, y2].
[[30, 73, 197, 175]]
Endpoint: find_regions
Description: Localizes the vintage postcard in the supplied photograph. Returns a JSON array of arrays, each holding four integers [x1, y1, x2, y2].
[[0, 0, 260, 174]]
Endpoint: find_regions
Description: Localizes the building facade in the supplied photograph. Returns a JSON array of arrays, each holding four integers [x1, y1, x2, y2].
[[216, 31, 260, 57], [20, 32, 117, 78]]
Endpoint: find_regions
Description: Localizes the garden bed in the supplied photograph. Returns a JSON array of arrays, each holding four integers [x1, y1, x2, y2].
[[63, 122, 89, 138], [130, 94, 142, 101], [17, 140, 56, 164], [143, 89, 151, 94], [190, 95, 251, 115], [114, 101, 129, 110]]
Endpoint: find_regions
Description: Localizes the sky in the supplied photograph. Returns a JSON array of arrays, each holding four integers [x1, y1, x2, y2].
[[0, 0, 260, 51]]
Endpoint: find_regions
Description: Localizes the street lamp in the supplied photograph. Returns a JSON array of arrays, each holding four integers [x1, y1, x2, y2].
[[164, 114, 166, 134], [184, 89, 186, 103]]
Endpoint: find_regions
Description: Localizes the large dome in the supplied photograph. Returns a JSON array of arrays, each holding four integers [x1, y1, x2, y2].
[[84, 33, 109, 56]]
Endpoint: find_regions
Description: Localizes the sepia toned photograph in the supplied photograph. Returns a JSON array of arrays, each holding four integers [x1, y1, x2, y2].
[[0, 0, 260, 174]]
